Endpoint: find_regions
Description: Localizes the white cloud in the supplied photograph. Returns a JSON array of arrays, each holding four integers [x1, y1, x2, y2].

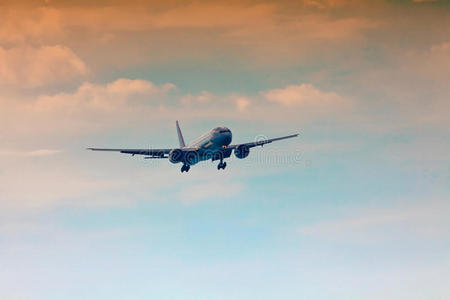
[[0, 45, 88, 88], [262, 83, 346, 107], [0, 151, 248, 213], [298, 199, 450, 242], [0, 162, 122, 211]]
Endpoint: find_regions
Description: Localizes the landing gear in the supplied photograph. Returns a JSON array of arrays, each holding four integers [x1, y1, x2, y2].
[[181, 164, 190, 173], [217, 161, 227, 170]]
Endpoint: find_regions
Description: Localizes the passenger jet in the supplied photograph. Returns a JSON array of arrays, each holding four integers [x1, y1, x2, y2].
[[88, 121, 298, 173]]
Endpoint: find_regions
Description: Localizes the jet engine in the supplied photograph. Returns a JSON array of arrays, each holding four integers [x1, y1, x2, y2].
[[169, 149, 183, 164], [234, 145, 250, 159], [184, 151, 199, 165]]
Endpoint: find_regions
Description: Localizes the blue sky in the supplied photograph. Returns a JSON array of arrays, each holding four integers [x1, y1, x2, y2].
[[0, 1, 449, 299]]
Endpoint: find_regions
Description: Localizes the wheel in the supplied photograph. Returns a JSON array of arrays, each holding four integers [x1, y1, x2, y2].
[[217, 162, 226, 170]]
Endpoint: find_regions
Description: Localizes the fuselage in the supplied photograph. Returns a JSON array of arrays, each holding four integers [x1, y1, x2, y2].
[[173, 126, 232, 165]]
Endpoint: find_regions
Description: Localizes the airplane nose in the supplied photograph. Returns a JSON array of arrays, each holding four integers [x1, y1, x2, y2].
[[223, 132, 232, 145]]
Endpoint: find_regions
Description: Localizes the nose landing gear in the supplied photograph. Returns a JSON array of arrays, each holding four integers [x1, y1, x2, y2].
[[217, 161, 227, 170], [181, 164, 190, 173]]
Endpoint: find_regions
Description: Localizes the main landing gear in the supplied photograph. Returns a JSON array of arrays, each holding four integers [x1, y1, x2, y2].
[[181, 164, 190, 173], [217, 161, 227, 170]]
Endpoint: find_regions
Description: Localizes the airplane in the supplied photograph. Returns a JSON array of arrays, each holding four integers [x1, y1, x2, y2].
[[88, 121, 299, 173]]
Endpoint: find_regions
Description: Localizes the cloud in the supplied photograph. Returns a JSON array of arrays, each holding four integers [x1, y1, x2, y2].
[[0, 151, 188, 212], [304, 0, 358, 9], [262, 83, 347, 107], [412, 0, 438, 3], [0, 78, 353, 144], [61, 2, 377, 40], [424, 42, 450, 77], [180, 91, 213, 105], [150, 3, 276, 29], [0, 149, 62, 157], [298, 199, 450, 242], [0, 2, 381, 68], [393, 41, 450, 84], [0, 149, 247, 213], [364, 41, 450, 85], [355, 41, 450, 127], [0, 160, 123, 211], [0, 7, 63, 44], [178, 92, 252, 115], [0, 45, 88, 88], [34, 78, 176, 112], [235, 97, 251, 112], [0, 79, 178, 141]]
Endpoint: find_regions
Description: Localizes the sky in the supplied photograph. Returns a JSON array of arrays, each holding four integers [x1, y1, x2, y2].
[[0, 0, 449, 299]]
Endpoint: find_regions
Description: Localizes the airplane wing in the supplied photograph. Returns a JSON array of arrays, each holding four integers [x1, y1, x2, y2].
[[228, 133, 299, 149], [87, 148, 173, 158], [88, 134, 299, 159]]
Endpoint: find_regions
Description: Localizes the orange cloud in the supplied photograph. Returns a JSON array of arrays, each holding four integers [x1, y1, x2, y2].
[[0, 149, 62, 157], [0, 1, 381, 68], [303, 0, 357, 8], [0, 7, 63, 44], [262, 83, 346, 107], [150, 3, 276, 29], [235, 97, 251, 112], [426, 42, 450, 75], [0, 45, 88, 88], [35, 78, 175, 112]]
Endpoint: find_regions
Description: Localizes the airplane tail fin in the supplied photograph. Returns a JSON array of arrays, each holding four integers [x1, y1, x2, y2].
[[176, 120, 186, 148]]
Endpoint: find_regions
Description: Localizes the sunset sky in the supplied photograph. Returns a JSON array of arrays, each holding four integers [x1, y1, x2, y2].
[[0, 1, 449, 299]]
